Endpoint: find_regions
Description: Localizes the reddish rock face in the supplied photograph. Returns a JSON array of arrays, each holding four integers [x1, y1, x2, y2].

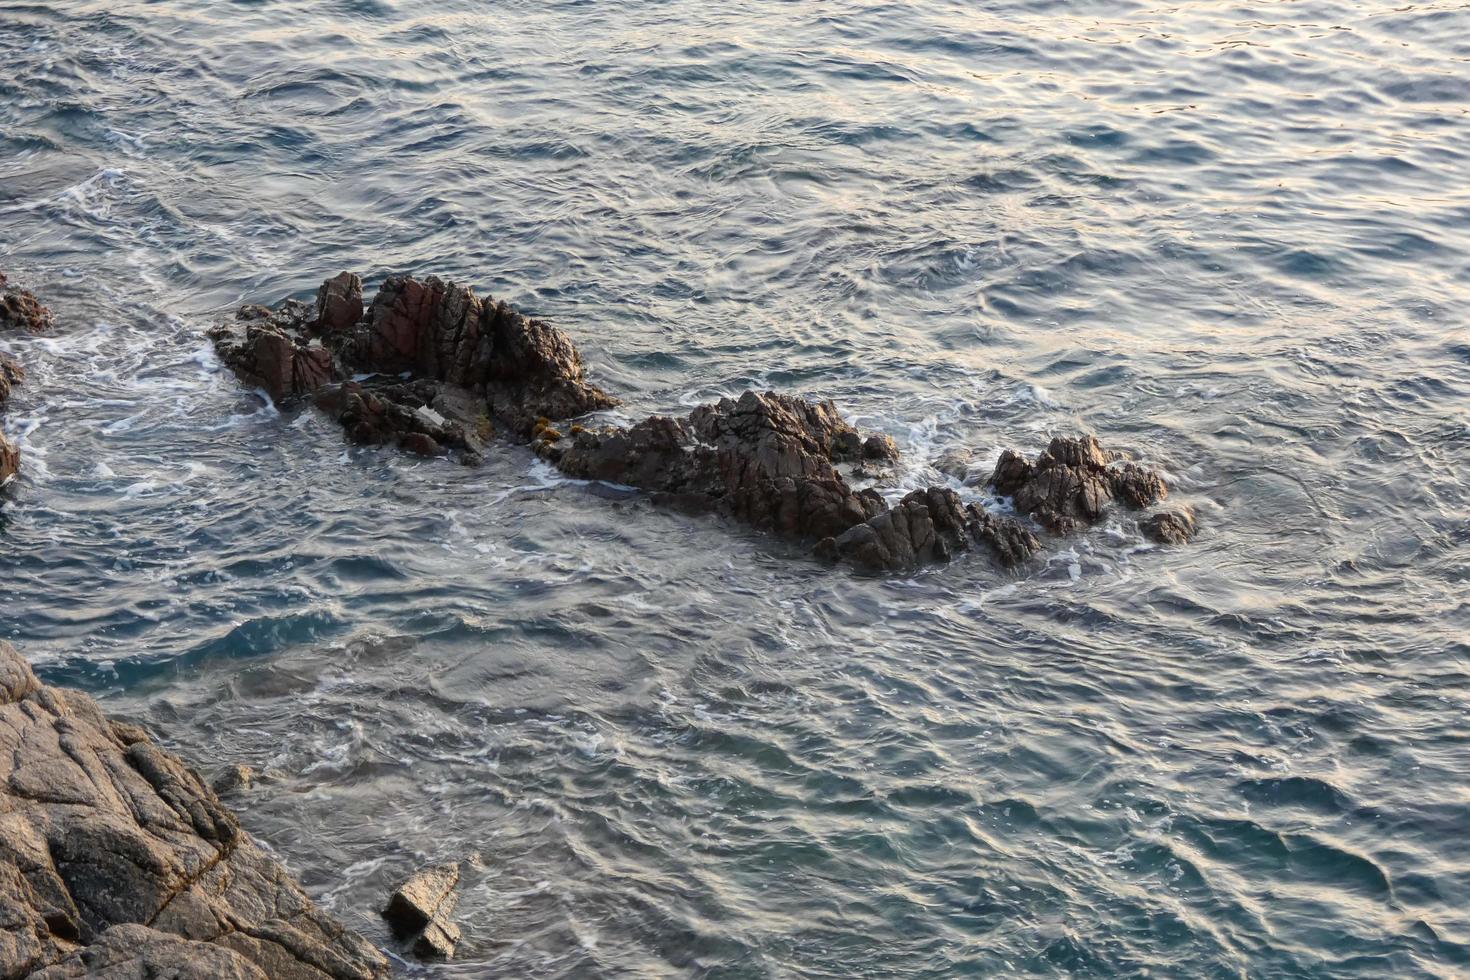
[[315, 271, 363, 334]]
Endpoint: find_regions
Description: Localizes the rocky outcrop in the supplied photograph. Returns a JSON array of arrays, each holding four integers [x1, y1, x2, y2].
[[0, 640, 387, 980], [555, 390, 896, 543], [382, 862, 461, 961], [209, 273, 617, 457], [211, 273, 1185, 575], [814, 486, 1040, 572], [989, 434, 1167, 534]]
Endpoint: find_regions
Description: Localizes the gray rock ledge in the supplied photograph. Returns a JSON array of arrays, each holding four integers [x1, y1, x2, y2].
[[0, 640, 388, 979]]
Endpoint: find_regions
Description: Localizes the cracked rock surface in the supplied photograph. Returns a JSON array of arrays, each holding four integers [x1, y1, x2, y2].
[[0, 641, 387, 980]]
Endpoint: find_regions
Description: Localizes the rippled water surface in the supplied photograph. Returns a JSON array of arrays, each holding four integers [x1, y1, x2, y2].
[[3, 0, 1470, 976]]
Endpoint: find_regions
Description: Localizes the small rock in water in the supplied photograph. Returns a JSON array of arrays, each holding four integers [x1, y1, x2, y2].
[[383, 861, 463, 960], [934, 448, 977, 483], [211, 763, 255, 796], [1141, 507, 1197, 545]]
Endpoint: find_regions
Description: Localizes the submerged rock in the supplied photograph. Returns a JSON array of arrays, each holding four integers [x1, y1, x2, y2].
[[988, 434, 1167, 533], [383, 862, 462, 960], [1141, 506, 1197, 545], [0, 640, 388, 979]]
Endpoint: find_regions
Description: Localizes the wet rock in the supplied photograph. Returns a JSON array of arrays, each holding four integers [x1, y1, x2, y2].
[[210, 305, 337, 404], [314, 272, 362, 334], [815, 487, 1041, 572], [1141, 507, 1197, 545], [383, 862, 461, 961], [0, 272, 52, 333], [862, 432, 899, 462], [0, 640, 388, 979], [969, 509, 1043, 568], [558, 390, 890, 543], [987, 434, 1167, 533], [0, 352, 22, 410], [0, 273, 42, 487], [934, 448, 977, 483], [213, 273, 617, 448], [210, 764, 254, 796]]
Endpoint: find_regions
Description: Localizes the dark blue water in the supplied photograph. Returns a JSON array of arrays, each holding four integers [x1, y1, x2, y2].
[[3, 1, 1469, 976]]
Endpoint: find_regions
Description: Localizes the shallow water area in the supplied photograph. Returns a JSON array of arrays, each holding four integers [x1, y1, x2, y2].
[[2, 0, 1469, 976]]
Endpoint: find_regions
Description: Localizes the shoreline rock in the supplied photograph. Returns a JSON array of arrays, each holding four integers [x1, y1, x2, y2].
[[0, 640, 387, 979], [211, 272, 1189, 573]]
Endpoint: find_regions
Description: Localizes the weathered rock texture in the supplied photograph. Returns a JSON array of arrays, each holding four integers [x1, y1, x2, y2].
[[209, 272, 617, 461], [814, 487, 1041, 572], [0, 640, 387, 980], [0, 273, 52, 334], [213, 273, 1184, 574], [989, 434, 1167, 534], [556, 390, 894, 540], [382, 862, 461, 960]]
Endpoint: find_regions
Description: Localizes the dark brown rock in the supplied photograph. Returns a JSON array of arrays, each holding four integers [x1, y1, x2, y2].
[[212, 273, 617, 447], [557, 390, 890, 544], [0, 273, 41, 487], [815, 488, 1041, 572], [210, 302, 338, 404], [987, 435, 1167, 533], [0, 272, 52, 333], [0, 641, 387, 980], [1141, 507, 1197, 545]]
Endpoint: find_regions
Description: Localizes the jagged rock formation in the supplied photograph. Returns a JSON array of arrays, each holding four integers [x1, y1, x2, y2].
[[212, 273, 1184, 574], [0, 641, 387, 980], [813, 486, 1040, 572], [209, 272, 617, 461], [555, 390, 896, 541], [989, 434, 1167, 534], [382, 862, 462, 960], [0, 271, 46, 486]]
